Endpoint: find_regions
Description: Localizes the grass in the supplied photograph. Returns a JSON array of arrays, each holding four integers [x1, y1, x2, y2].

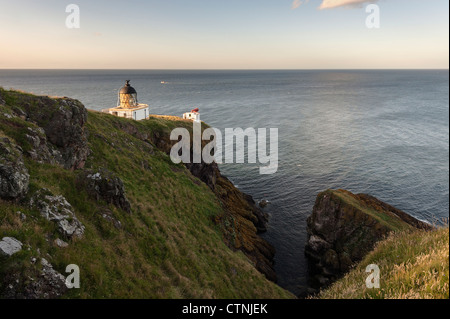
[[324, 189, 416, 232], [315, 226, 449, 299], [0, 89, 294, 299]]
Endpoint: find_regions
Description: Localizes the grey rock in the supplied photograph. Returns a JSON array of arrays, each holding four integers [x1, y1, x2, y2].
[[0, 237, 23, 256], [1, 258, 67, 299], [32, 258, 68, 298], [100, 209, 122, 229], [30, 188, 85, 239], [25, 127, 62, 165], [54, 238, 69, 248], [16, 211, 27, 221], [79, 168, 131, 213], [0, 137, 29, 200], [19, 95, 89, 170]]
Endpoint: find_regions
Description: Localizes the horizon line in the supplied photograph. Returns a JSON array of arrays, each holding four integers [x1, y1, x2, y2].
[[1, 68, 449, 71]]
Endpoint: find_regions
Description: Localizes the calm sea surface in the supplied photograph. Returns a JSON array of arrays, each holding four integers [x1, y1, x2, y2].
[[1, 69, 448, 295]]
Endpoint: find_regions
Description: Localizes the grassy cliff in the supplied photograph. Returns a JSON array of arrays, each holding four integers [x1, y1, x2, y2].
[[316, 226, 449, 299], [306, 189, 448, 299], [0, 88, 293, 299]]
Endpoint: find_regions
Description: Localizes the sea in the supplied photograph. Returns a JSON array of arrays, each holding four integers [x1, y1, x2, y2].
[[1, 69, 448, 295]]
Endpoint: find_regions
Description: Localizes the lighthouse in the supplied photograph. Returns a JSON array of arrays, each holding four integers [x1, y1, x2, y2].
[[102, 80, 149, 120], [183, 108, 201, 122]]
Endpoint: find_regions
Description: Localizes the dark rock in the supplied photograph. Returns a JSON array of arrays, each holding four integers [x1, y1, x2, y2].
[[0, 91, 5, 105], [19, 96, 89, 170], [11, 106, 27, 119], [25, 126, 62, 165], [29, 188, 85, 239], [1, 258, 67, 299], [305, 189, 433, 287], [79, 168, 132, 213], [185, 161, 218, 190], [0, 137, 29, 200], [258, 199, 270, 208]]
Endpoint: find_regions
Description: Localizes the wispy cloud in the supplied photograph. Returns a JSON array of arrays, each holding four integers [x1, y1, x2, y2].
[[292, 0, 378, 10], [319, 0, 378, 9], [291, 0, 309, 10]]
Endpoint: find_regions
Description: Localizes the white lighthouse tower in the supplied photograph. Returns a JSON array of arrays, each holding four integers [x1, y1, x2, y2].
[[102, 80, 149, 120]]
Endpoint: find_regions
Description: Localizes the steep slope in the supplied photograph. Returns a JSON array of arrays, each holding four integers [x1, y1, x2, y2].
[[305, 189, 433, 287], [315, 226, 449, 299], [0, 88, 293, 299]]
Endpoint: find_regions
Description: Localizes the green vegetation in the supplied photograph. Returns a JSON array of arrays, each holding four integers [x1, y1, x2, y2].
[[0, 89, 293, 299], [315, 226, 449, 299], [325, 189, 415, 232]]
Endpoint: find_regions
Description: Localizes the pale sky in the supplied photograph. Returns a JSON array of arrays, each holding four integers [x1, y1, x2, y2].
[[0, 0, 448, 69]]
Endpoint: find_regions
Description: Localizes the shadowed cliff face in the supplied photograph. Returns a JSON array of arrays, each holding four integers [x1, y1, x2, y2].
[[0, 90, 89, 170], [117, 120, 278, 282], [305, 189, 433, 288]]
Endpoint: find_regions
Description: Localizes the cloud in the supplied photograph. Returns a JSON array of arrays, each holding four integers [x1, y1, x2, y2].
[[319, 0, 378, 9], [291, 0, 309, 10], [291, 0, 378, 10]]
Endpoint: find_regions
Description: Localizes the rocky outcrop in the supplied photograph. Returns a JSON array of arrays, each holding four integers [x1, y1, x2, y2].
[[25, 126, 61, 165], [5, 93, 89, 170], [305, 189, 433, 287], [0, 237, 23, 257], [259, 199, 270, 208], [214, 174, 276, 281], [78, 168, 132, 213], [0, 137, 29, 200], [1, 258, 67, 299], [30, 188, 85, 239]]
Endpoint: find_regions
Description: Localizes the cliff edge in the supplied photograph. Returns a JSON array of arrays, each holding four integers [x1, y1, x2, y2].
[[305, 189, 433, 287], [0, 88, 292, 299]]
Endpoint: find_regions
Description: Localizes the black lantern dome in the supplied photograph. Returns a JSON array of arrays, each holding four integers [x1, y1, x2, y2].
[[118, 80, 138, 108]]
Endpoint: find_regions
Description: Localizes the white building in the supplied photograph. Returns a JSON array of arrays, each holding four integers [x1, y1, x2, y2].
[[183, 108, 201, 122], [102, 80, 149, 120]]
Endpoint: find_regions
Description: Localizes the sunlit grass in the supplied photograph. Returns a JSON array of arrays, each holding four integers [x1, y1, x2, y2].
[[315, 226, 449, 299], [0, 89, 293, 299]]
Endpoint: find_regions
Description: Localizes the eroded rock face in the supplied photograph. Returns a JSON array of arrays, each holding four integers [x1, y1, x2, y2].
[[305, 189, 433, 287], [78, 168, 132, 213], [25, 127, 62, 165], [0, 137, 29, 200], [30, 188, 85, 239], [16, 95, 89, 170], [1, 258, 67, 299]]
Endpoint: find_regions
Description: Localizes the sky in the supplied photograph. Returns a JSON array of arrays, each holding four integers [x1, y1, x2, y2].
[[0, 0, 448, 69]]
